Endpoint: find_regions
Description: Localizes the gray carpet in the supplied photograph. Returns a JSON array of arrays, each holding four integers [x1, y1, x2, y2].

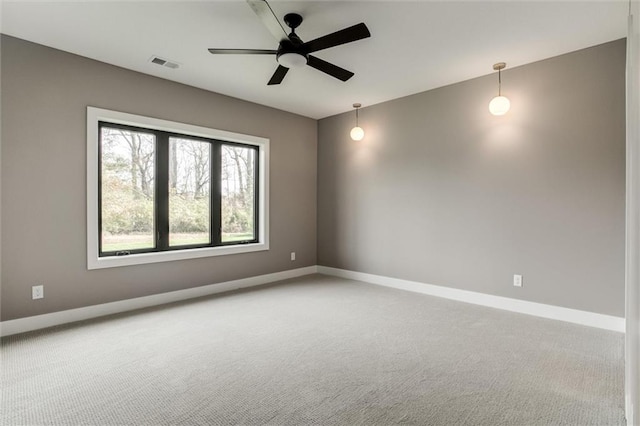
[[1, 274, 625, 425]]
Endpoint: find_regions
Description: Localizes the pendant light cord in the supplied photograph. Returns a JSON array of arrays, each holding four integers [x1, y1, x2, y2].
[[498, 68, 502, 96], [356, 107, 359, 126]]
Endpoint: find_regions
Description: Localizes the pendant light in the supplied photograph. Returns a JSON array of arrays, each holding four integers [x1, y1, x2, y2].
[[350, 103, 365, 141], [489, 62, 510, 116]]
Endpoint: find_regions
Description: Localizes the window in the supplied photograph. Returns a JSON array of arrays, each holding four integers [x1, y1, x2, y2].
[[88, 107, 269, 269]]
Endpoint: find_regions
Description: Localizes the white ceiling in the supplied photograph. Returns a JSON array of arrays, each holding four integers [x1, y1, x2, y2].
[[0, 1, 628, 119]]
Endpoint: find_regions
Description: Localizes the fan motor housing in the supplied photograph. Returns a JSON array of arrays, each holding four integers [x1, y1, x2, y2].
[[277, 36, 308, 68]]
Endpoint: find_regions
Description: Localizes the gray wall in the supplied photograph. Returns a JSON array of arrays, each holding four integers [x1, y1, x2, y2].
[[0, 35, 627, 321], [1, 35, 317, 321], [318, 40, 626, 317]]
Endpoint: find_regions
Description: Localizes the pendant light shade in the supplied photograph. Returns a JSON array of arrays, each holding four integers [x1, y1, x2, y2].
[[489, 62, 510, 116], [350, 103, 365, 141], [489, 95, 511, 116], [350, 126, 365, 141]]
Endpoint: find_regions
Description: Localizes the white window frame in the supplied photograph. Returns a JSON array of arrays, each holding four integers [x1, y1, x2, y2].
[[87, 107, 269, 270]]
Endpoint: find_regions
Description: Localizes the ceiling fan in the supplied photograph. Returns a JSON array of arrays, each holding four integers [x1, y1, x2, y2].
[[208, 0, 371, 85]]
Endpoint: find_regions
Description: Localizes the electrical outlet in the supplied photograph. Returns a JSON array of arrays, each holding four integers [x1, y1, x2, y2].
[[290, 252, 296, 261], [513, 274, 523, 287], [32, 285, 44, 300]]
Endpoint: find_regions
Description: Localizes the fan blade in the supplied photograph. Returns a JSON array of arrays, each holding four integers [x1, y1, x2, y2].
[[246, 0, 289, 42], [303, 23, 370, 54], [268, 65, 289, 85], [307, 56, 354, 82], [208, 48, 277, 55]]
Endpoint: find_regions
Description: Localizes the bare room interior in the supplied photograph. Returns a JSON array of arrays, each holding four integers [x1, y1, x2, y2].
[[1, 1, 639, 425]]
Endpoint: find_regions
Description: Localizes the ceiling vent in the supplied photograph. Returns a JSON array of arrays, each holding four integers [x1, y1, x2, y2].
[[149, 56, 180, 69]]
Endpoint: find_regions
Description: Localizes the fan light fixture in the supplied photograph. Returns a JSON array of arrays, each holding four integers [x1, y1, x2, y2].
[[277, 52, 308, 68], [489, 62, 510, 116], [350, 103, 365, 141]]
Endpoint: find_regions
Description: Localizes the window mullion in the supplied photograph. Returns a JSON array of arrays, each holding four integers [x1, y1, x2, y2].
[[156, 132, 170, 251], [211, 142, 222, 246]]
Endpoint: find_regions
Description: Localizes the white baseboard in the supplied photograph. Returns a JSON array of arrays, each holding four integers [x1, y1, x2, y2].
[[2, 265, 625, 337], [317, 266, 625, 333], [0, 266, 318, 337]]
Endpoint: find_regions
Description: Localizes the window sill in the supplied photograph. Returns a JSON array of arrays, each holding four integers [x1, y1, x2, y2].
[[87, 242, 269, 270]]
